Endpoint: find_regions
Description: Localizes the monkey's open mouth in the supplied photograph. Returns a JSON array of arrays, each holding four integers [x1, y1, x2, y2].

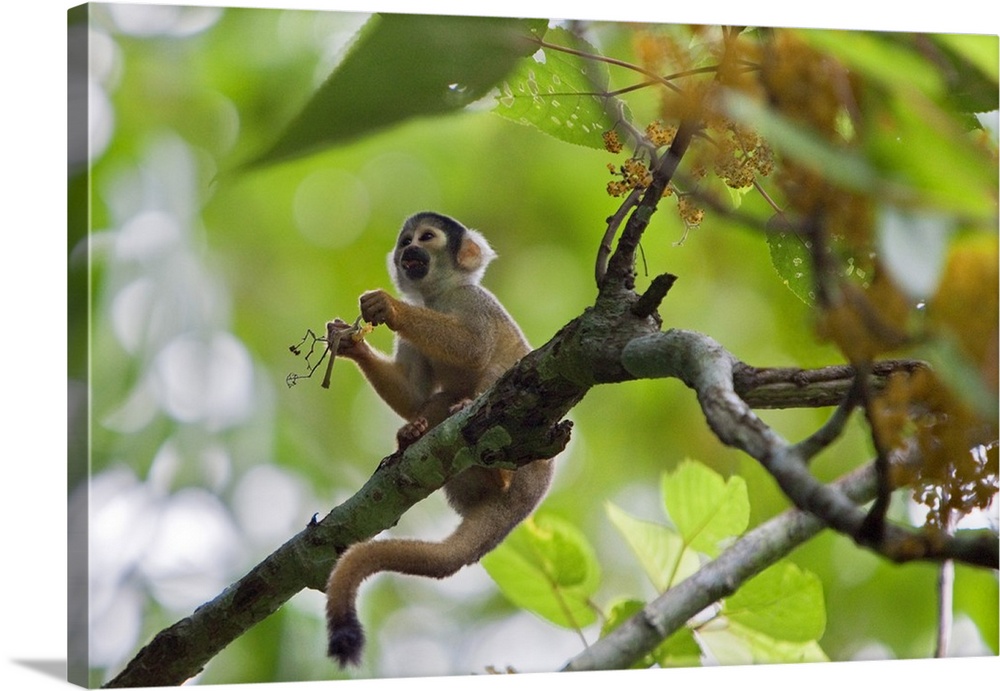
[[400, 246, 430, 280]]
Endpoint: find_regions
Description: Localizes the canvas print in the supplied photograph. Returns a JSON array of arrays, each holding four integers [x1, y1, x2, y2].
[[67, 2, 998, 687]]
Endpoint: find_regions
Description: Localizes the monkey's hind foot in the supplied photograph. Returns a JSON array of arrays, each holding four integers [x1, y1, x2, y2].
[[396, 417, 429, 450], [327, 610, 365, 667]]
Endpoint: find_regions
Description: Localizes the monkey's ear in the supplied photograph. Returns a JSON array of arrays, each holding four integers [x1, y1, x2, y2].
[[457, 228, 497, 275]]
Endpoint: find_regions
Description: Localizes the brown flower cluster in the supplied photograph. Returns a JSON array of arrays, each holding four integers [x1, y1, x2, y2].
[[710, 121, 774, 190], [605, 156, 653, 197]]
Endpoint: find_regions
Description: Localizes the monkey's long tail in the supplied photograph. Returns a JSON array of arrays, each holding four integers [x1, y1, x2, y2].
[[324, 501, 517, 667]]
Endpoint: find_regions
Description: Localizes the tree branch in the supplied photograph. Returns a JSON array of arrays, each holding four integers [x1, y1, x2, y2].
[[622, 330, 999, 569], [105, 303, 986, 686], [104, 380, 575, 688], [733, 359, 927, 409]]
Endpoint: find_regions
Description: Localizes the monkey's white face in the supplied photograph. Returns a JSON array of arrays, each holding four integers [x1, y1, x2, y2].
[[393, 222, 449, 282], [388, 216, 497, 303]]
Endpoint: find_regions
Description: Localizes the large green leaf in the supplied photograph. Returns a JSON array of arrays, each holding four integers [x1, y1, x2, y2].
[[481, 513, 600, 629], [698, 621, 829, 665], [721, 561, 826, 642], [930, 34, 999, 112], [865, 91, 998, 218], [661, 460, 750, 557], [493, 26, 618, 149], [937, 33, 1000, 82], [606, 502, 700, 591], [249, 13, 548, 167]]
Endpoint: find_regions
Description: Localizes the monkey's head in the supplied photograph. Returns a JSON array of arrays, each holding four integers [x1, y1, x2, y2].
[[389, 212, 497, 301]]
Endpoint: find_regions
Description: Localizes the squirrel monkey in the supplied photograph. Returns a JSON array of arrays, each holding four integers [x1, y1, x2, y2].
[[324, 212, 553, 667]]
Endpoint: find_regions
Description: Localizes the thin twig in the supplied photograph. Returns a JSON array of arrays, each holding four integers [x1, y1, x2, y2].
[[596, 187, 643, 286], [857, 360, 892, 544], [791, 376, 862, 462], [935, 509, 956, 658], [529, 36, 684, 93]]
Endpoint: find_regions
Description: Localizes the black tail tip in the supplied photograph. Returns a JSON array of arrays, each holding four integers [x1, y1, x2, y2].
[[327, 611, 365, 667]]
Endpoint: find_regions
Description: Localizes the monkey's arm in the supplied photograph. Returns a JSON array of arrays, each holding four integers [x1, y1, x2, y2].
[[328, 320, 433, 420], [360, 289, 502, 371]]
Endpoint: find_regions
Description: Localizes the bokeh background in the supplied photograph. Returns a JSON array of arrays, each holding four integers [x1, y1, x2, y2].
[[66, 2, 997, 686]]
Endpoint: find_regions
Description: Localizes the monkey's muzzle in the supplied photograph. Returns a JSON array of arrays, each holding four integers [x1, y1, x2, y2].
[[399, 245, 430, 281]]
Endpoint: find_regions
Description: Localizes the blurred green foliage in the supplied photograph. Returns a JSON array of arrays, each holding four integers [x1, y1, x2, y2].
[[70, 5, 997, 685]]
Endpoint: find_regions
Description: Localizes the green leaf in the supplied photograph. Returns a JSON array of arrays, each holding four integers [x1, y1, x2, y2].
[[606, 502, 700, 591], [935, 33, 999, 84], [722, 561, 826, 642], [249, 13, 548, 167], [651, 626, 703, 668], [481, 513, 600, 629], [931, 34, 999, 112], [493, 27, 618, 149], [601, 597, 647, 637], [767, 223, 883, 305], [865, 93, 998, 218], [698, 620, 829, 665], [661, 460, 750, 557], [766, 228, 816, 305]]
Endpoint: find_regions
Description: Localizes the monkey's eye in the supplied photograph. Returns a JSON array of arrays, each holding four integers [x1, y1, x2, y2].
[[398, 236, 412, 248], [419, 231, 435, 242]]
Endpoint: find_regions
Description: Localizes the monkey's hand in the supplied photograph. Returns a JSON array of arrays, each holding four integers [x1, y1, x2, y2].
[[326, 318, 371, 360], [359, 290, 401, 330]]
